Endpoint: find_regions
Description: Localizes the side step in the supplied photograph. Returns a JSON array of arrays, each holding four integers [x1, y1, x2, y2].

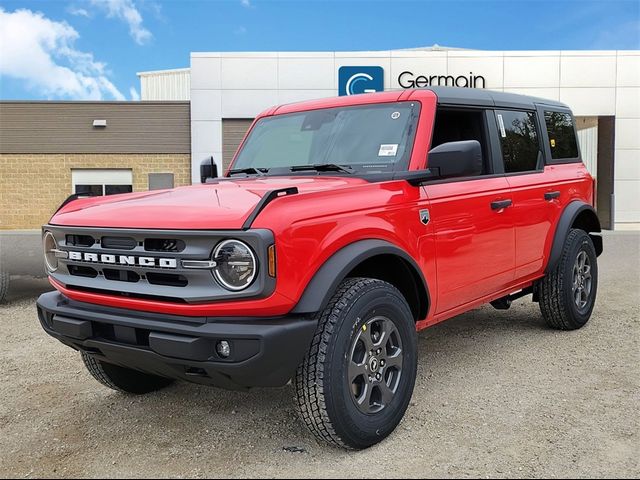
[[490, 286, 534, 310]]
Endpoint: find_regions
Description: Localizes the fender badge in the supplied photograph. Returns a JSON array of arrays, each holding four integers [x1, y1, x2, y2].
[[419, 209, 430, 225]]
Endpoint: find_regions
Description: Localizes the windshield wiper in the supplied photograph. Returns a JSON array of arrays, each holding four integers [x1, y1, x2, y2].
[[228, 167, 269, 176], [289, 163, 354, 174]]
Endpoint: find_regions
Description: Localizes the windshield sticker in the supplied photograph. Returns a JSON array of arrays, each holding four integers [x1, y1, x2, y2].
[[497, 114, 507, 138], [391, 111, 401, 120], [378, 144, 399, 157]]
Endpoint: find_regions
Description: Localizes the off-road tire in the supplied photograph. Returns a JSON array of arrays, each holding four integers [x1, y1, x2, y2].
[[81, 352, 174, 394], [0, 269, 9, 304], [539, 228, 598, 330], [294, 277, 418, 449]]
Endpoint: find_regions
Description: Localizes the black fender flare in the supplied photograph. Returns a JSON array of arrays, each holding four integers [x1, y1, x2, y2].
[[291, 239, 430, 318], [546, 200, 602, 273]]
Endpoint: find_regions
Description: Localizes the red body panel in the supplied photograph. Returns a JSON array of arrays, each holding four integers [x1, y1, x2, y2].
[[47, 90, 595, 331]]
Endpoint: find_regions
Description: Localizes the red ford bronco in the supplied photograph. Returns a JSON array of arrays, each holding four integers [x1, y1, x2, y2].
[[37, 87, 602, 449]]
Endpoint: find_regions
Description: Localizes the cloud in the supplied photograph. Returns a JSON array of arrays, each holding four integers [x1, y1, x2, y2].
[[240, 0, 252, 8], [129, 86, 140, 101], [234, 25, 247, 35], [0, 8, 125, 100], [89, 0, 151, 45], [67, 6, 91, 17]]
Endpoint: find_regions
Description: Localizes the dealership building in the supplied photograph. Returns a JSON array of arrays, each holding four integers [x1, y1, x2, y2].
[[1, 46, 638, 231]]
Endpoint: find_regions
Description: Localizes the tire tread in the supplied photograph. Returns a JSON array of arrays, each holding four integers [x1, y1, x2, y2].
[[539, 228, 596, 330]]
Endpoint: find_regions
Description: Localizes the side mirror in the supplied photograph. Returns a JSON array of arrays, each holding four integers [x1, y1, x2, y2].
[[200, 157, 218, 183], [427, 140, 483, 178]]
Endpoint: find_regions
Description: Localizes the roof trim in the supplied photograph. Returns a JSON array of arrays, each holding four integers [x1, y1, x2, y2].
[[0, 100, 189, 106], [425, 86, 568, 109], [136, 67, 190, 77]]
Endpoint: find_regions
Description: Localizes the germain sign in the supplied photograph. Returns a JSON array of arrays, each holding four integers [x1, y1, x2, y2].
[[398, 71, 486, 89]]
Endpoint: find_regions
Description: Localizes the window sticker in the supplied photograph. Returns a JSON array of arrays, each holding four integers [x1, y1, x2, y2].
[[378, 144, 399, 156], [497, 114, 506, 138], [391, 111, 401, 120]]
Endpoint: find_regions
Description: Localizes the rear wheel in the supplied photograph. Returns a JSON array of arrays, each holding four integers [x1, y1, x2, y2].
[[294, 278, 418, 449], [539, 229, 598, 330], [81, 352, 174, 394], [0, 268, 9, 304]]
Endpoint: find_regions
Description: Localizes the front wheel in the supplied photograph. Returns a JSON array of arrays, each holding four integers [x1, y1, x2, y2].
[[539, 228, 598, 330], [294, 278, 418, 449], [81, 352, 174, 394]]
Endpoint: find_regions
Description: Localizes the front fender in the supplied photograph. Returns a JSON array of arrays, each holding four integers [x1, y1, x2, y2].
[[291, 239, 430, 317]]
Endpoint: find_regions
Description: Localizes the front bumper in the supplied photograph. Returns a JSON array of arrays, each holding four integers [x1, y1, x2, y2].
[[36, 291, 317, 390]]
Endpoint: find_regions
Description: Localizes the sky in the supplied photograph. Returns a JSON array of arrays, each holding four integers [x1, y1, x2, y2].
[[0, 0, 639, 101]]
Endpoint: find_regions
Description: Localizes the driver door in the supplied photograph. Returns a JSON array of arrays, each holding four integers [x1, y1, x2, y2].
[[424, 108, 515, 315]]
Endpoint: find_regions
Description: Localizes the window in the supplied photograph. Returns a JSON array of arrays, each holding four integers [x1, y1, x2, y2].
[[496, 110, 540, 173], [431, 108, 490, 175], [233, 102, 420, 174], [544, 111, 579, 160], [72, 169, 133, 196]]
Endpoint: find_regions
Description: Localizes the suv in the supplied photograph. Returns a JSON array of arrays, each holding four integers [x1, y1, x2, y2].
[[37, 87, 602, 450]]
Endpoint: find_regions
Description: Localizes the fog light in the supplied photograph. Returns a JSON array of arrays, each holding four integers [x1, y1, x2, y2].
[[216, 340, 231, 358]]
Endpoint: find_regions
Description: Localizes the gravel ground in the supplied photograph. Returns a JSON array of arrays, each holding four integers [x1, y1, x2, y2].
[[0, 232, 638, 479]]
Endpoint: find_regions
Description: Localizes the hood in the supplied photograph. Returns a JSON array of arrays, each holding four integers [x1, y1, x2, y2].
[[50, 176, 369, 229]]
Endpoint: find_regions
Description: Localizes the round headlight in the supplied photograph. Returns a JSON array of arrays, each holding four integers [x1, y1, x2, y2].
[[212, 239, 257, 291], [43, 231, 58, 272]]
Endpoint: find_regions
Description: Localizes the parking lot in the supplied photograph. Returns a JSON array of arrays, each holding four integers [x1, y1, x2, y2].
[[0, 232, 638, 478]]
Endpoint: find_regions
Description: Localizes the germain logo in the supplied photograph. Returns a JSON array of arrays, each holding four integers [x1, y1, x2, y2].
[[338, 66, 384, 96], [398, 71, 485, 89], [68, 251, 177, 268]]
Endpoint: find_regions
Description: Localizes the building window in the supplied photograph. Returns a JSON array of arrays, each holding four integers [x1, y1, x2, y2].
[[495, 110, 540, 173], [545, 111, 579, 160], [72, 169, 133, 196]]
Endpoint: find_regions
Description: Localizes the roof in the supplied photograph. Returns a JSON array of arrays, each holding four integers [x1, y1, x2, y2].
[[395, 44, 473, 51], [136, 67, 190, 77], [259, 87, 568, 117], [426, 86, 568, 109]]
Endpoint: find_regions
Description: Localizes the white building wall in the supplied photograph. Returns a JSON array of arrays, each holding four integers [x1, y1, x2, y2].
[[187, 49, 640, 224], [138, 68, 191, 101]]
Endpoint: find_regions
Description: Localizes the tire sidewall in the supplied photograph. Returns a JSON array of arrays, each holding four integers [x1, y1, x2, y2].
[[561, 231, 598, 326], [323, 282, 417, 449]]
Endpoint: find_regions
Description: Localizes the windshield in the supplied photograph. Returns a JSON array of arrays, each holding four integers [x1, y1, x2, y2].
[[231, 101, 420, 175]]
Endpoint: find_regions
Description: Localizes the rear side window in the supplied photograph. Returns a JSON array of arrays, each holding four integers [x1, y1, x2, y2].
[[544, 111, 579, 160], [496, 110, 540, 173]]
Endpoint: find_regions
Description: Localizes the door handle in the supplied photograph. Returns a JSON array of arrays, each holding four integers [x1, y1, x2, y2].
[[491, 199, 512, 210], [544, 191, 560, 201]]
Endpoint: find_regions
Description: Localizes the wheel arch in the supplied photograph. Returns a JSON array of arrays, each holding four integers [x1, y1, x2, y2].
[[291, 239, 430, 321], [546, 201, 602, 273]]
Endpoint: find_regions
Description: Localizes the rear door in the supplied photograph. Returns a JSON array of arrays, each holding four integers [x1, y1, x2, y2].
[[425, 108, 515, 314], [496, 108, 561, 279]]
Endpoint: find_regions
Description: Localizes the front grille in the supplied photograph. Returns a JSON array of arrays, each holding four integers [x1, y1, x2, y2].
[[103, 268, 140, 283], [66, 234, 94, 247], [68, 265, 98, 278], [144, 238, 185, 252], [101, 236, 137, 250], [46, 225, 273, 304], [147, 272, 188, 287]]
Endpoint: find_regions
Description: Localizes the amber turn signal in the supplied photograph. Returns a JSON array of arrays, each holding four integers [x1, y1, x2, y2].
[[268, 244, 276, 277]]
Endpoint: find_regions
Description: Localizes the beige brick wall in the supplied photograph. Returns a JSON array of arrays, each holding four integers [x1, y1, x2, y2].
[[0, 154, 191, 230]]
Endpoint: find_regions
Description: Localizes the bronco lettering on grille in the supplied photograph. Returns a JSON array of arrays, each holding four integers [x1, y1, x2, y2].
[[67, 251, 177, 268]]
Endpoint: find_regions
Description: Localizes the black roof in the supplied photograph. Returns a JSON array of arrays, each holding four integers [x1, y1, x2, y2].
[[425, 86, 569, 110]]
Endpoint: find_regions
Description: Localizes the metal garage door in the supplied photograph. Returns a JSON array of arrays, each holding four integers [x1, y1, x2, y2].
[[222, 119, 253, 171]]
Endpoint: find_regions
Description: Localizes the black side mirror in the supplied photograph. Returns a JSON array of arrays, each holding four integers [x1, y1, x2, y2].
[[427, 140, 483, 178], [200, 157, 218, 183]]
